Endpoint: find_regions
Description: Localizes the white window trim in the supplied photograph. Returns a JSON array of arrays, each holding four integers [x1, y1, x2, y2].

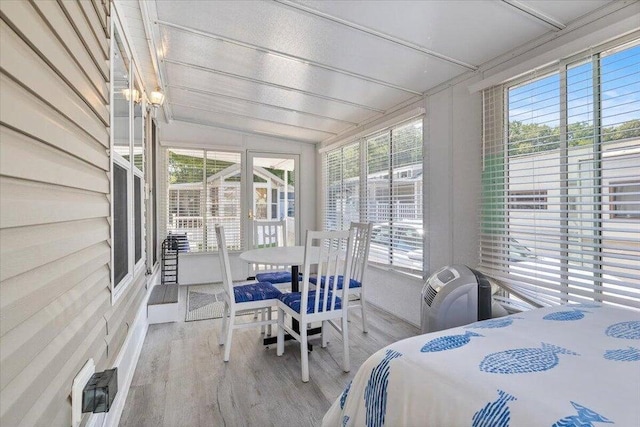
[[110, 14, 146, 304]]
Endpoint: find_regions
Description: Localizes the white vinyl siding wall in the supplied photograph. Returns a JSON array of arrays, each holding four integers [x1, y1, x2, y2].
[[0, 1, 146, 425]]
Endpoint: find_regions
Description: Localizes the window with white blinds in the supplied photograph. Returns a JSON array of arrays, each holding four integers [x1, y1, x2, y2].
[[323, 118, 424, 273], [480, 39, 640, 310], [166, 149, 242, 252]]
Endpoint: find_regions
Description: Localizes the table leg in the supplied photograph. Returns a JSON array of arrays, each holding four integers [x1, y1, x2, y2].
[[262, 265, 320, 351]]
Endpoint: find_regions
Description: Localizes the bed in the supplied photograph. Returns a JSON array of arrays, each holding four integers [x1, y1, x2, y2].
[[323, 304, 640, 427]]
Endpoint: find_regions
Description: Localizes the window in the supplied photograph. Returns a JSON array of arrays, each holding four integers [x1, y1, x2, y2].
[[166, 149, 242, 252], [480, 39, 640, 310], [111, 22, 145, 295], [609, 181, 640, 219], [322, 118, 424, 273]]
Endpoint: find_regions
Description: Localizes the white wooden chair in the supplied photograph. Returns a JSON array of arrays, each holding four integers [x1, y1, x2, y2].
[[276, 228, 356, 382], [251, 219, 295, 285], [215, 225, 282, 362], [310, 222, 373, 332]]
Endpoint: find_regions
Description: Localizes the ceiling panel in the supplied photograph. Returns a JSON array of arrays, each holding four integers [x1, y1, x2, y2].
[[155, 0, 468, 91], [159, 26, 415, 109], [518, 1, 611, 25], [293, 0, 565, 65], [168, 86, 352, 134], [171, 104, 331, 143], [163, 62, 377, 124]]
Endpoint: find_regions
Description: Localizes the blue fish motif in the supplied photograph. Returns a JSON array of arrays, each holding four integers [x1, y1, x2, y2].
[[342, 415, 350, 427], [364, 349, 402, 427], [467, 317, 522, 329], [543, 309, 589, 321], [340, 381, 352, 409], [552, 401, 613, 427], [604, 347, 640, 362], [421, 331, 483, 352], [606, 321, 640, 340], [480, 343, 578, 374], [472, 389, 516, 427]]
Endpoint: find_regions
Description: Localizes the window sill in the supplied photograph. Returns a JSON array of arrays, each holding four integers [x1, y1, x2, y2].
[[111, 261, 146, 305], [367, 262, 424, 280]]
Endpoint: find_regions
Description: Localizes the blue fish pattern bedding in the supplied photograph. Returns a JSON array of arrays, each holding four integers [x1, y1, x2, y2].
[[323, 305, 640, 426]]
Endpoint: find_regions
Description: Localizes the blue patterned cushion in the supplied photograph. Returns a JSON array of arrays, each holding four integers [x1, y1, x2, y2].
[[255, 271, 303, 284], [233, 282, 282, 303], [278, 291, 342, 314], [309, 275, 361, 290]]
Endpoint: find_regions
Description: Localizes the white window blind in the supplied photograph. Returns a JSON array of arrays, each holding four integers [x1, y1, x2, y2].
[[322, 118, 424, 273], [166, 149, 242, 252], [480, 39, 640, 310]]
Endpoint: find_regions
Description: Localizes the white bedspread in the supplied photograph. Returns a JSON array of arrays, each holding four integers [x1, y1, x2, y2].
[[323, 304, 640, 427]]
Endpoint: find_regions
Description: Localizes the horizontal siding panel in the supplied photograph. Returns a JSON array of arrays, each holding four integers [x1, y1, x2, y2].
[[0, 293, 109, 427], [92, 0, 108, 31], [105, 273, 146, 361], [0, 178, 109, 229], [28, 323, 108, 427], [59, 1, 109, 71], [79, 0, 109, 41], [58, 0, 109, 76], [0, 126, 109, 195], [0, 75, 109, 167], [0, 267, 109, 389], [0, 22, 108, 145], [0, 241, 110, 335], [31, 0, 108, 101], [0, 217, 109, 282], [0, 0, 108, 123]]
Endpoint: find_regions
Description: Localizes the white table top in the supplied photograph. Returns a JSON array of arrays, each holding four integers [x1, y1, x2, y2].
[[239, 246, 319, 266]]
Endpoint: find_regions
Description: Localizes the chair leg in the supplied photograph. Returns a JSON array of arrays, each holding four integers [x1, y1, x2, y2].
[[260, 308, 266, 335], [219, 302, 229, 346], [267, 308, 273, 336], [223, 309, 235, 362], [276, 308, 285, 356], [360, 292, 368, 333], [301, 324, 309, 382], [321, 320, 328, 348], [342, 314, 350, 373]]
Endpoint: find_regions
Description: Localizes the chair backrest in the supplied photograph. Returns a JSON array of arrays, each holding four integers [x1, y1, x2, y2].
[[253, 219, 287, 249], [251, 220, 287, 274], [348, 222, 373, 284], [214, 225, 234, 300], [300, 229, 356, 315]]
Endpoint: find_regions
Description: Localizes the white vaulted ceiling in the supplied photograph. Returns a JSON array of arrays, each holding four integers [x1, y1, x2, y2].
[[128, 0, 614, 143]]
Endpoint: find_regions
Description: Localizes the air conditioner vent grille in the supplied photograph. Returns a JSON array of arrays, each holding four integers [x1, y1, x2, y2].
[[424, 284, 438, 306]]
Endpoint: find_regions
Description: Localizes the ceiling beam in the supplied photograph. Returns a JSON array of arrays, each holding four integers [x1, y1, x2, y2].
[[168, 117, 320, 144], [273, 0, 478, 71], [168, 84, 358, 126], [139, 0, 173, 122], [170, 102, 338, 136], [163, 58, 386, 113], [501, 0, 566, 31], [157, 20, 422, 96]]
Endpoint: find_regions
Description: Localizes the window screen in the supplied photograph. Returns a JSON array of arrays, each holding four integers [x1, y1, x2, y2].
[[114, 163, 128, 286], [480, 40, 640, 310]]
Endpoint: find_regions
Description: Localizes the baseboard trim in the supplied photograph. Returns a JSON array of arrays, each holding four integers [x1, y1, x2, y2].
[[88, 266, 159, 427]]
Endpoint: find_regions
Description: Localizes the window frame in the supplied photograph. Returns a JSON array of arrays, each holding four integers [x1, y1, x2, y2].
[[322, 117, 425, 275], [481, 36, 640, 309], [110, 15, 146, 303]]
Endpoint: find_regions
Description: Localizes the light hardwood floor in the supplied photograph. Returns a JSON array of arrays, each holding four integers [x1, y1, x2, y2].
[[120, 305, 419, 427]]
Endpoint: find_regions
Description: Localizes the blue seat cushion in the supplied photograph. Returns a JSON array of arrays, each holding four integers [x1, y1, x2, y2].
[[233, 282, 282, 303], [278, 291, 342, 314], [255, 271, 303, 284], [309, 275, 361, 290]]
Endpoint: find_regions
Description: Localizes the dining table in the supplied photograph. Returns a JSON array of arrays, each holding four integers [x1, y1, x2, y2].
[[239, 246, 321, 349]]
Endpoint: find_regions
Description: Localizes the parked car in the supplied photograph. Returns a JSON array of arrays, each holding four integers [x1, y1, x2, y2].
[[370, 222, 424, 269]]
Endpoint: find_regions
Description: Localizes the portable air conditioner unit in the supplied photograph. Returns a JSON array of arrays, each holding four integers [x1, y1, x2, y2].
[[421, 264, 507, 333]]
